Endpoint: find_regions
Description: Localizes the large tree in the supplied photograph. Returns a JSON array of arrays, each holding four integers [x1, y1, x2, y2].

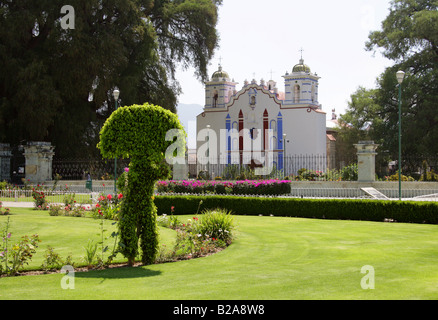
[[0, 0, 222, 158], [365, 0, 438, 159], [337, 87, 381, 160]]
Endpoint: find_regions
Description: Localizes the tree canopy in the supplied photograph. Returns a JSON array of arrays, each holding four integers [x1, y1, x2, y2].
[[0, 0, 222, 157], [339, 0, 438, 166]]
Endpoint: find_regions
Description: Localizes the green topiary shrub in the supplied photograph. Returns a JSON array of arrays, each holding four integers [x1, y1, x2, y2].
[[98, 103, 185, 265]]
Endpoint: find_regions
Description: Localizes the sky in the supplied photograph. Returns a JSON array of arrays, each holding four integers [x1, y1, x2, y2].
[[175, 0, 394, 120]]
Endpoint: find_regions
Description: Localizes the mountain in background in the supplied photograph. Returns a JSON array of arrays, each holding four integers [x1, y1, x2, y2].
[[176, 103, 204, 149]]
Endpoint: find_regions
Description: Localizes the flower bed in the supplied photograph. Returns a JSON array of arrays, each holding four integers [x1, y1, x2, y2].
[[156, 179, 291, 196]]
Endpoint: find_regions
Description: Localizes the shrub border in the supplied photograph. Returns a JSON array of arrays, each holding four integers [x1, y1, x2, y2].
[[155, 195, 438, 225]]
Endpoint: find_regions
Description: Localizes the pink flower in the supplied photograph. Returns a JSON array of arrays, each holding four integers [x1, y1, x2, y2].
[[118, 193, 123, 200], [171, 206, 175, 212], [107, 194, 112, 200], [124, 167, 129, 173]]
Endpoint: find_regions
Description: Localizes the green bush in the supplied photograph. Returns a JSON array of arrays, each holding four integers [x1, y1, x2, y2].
[[340, 163, 358, 181], [419, 170, 438, 182], [0, 181, 8, 190], [48, 205, 63, 216], [156, 207, 234, 263], [195, 208, 234, 244], [155, 195, 438, 225], [388, 173, 415, 181]]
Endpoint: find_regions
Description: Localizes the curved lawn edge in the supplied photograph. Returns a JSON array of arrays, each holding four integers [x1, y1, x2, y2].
[[2, 215, 438, 300]]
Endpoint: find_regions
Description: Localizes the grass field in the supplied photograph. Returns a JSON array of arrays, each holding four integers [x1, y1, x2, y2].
[[1, 207, 438, 300]]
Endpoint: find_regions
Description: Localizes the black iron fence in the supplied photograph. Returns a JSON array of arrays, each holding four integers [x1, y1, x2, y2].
[[52, 158, 131, 181], [189, 154, 356, 180], [2, 152, 437, 184]]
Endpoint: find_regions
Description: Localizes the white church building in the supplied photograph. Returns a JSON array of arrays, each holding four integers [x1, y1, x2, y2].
[[196, 57, 327, 176]]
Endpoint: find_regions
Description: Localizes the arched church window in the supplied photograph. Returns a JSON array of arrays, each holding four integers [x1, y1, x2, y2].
[[213, 90, 219, 107], [294, 85, 300, 103]]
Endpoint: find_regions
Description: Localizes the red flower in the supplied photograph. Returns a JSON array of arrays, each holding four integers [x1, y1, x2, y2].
[[98, 210, 103, 216], [107, 194, 112, 200], [118, 193, 123, 200], [95, 204, 101, 208], [171, 206, 175, 212]]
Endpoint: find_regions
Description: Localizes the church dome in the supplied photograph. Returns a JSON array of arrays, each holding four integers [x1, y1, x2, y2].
[[211, 65, 230, 81], [292, 59, 311, 74]]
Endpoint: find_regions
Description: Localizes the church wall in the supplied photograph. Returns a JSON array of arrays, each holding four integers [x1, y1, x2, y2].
[[196, 85, 327, 166], [282, 108, 327, 156]]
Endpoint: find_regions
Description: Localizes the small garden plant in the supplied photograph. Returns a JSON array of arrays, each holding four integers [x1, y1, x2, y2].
[[1, 216, 42, 276], [157, 206, 235, 263], [0, 201, 10, 216]]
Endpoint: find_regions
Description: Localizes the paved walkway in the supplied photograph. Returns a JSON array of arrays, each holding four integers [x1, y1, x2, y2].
[[2, 202, 34, 208], [1, 202, 95, 209]]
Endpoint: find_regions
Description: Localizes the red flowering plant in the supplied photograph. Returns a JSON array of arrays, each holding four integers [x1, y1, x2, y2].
[[1, 216, 42, 276], [0, 202, 11, 216], [31, 185, 49, 210], [93, 193, 122, 221]]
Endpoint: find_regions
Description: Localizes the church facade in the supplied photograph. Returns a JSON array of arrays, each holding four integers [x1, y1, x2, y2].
[[196, 58, 327, 176]]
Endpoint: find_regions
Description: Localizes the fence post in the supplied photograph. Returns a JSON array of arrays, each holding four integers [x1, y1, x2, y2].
[[0, 143, 12, 182], [23, 142, 55, 184], [354, 141, 379, 183]]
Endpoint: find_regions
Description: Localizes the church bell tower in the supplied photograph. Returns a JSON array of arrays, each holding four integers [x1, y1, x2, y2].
[[283, 53, 321, 109], [204, 64, 238, 110]]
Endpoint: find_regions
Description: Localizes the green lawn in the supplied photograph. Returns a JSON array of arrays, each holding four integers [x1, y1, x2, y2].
[[1, 208, 438, 300]]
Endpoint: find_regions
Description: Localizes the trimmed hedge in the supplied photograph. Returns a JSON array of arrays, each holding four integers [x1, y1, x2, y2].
[[155, 195, 438, 225]]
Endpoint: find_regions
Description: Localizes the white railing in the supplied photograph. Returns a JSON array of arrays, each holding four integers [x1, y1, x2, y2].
[[3, 188, 437, 204], [0, 189, 99, 204], [156, 188, 438, 201]]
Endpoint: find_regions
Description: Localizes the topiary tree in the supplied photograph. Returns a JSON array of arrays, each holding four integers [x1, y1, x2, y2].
[[98, 103, 186, 265]]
